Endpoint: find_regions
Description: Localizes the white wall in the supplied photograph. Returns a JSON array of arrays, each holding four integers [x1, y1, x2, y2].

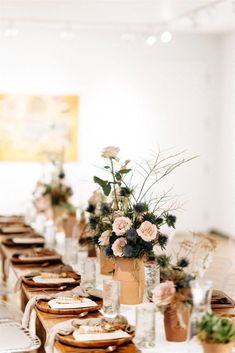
[[0, 30, 220, 231], [215, 33, 235, 236]]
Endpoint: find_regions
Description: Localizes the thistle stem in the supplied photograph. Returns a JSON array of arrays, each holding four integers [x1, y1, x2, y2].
[[110, 158, 119, 209]]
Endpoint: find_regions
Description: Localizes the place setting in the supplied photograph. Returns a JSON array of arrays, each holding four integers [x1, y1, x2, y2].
[[10, 248, 62, 267], [2, 235, 45, 248]]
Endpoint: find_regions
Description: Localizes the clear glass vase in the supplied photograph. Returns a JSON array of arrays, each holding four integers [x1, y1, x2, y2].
[[187, 279, 213, 352]]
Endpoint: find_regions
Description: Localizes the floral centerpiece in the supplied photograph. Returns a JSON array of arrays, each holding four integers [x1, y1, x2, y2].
[[152, 234, 216, 342], [87, 146, 194, 304], [33, 165, 75, 228]]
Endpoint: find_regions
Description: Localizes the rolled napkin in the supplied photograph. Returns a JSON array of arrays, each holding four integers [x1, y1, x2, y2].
[[45, 315, 134, 353], [22, 294, 52, 328]]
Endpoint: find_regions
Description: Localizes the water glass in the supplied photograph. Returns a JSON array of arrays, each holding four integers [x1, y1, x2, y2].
[[144, 262, 160, 300], [135, 303, 155, 348], [80, 258, 96, 289], [103, 279, 120, 318], [63, 238, 78, 266]]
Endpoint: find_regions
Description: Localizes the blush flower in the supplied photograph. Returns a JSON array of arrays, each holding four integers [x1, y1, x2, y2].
[[112, 216, 132, 236], [101, 146, 120, 159], [152, 281, 176, 306], [111, 237, 127, 257], [98, 230, 111, 246], [137, 221, 157, 242]]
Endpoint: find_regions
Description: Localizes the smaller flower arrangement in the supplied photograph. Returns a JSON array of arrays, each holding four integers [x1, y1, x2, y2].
[[153, 254, 194, 311], [152, 234, 216, 313], [86, 146, 194, 259], [33, 167, 75, 214]]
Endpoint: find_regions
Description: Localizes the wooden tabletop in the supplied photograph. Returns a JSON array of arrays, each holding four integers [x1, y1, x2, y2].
[[0, 233, 140, 353]]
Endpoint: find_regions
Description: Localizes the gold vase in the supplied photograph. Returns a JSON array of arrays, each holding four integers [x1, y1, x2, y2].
[[113, 258, 145, 305]]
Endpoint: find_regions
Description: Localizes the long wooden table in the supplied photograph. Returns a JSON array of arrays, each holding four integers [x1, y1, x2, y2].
[[0, 235, 140, 353]]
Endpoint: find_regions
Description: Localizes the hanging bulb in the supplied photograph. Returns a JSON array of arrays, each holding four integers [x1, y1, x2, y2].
[[146, 34, 157, 46], [160, 31, 172, 43], [4, 22, 19, 37]]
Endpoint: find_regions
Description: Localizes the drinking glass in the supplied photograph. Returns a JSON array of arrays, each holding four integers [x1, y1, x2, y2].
[[144, 262, 160, 300], [80, 258, 96, 289], [187, 280, 213, 352], [135, 303, 155, 348], [103, 279, 120, 318], [63, 238, 78, 266]]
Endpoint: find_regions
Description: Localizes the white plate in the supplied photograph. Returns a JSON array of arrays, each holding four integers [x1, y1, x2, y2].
[[73, 329, 130, 342], [33, 276, 75, 284], [48, 298, 98, 309], [13, 237, 44, 244]]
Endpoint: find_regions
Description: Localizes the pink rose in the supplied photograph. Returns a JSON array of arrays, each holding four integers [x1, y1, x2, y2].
[[137, 221, 157, 242], [152, 281, 176, 306], [101, 146, 120, 159], [111, 237, 127, 257], [98, 230, 111, 246], [112, 216, 132, 236]]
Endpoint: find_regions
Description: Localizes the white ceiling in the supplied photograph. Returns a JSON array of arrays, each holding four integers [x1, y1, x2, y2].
[[0, 0, 234, 34]]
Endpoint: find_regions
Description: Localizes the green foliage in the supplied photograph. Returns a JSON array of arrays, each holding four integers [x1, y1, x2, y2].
[[197, 313, 235, 344], [93, 176, 111, 196], [156, 254, 171, 268]]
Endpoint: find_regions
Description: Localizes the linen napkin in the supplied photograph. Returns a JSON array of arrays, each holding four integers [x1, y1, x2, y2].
[[22, 294, 52, 328], [60, 286, 103, 299], [45, 315, 133, 353]]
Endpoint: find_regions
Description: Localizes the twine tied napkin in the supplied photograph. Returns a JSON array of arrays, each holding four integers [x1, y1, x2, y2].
[[45, 315, 134, 353]]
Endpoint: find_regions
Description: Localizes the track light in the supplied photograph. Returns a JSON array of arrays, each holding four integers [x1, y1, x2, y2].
[[146, 34, 157, 46], [60, 24, 74, 40], [160, 31, 172, 43], [4, 23, 19, 37], [121, 32, 136, 41]]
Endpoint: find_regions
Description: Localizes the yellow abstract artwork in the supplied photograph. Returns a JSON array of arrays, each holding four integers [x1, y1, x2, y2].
[[0, 94, 78, 161]]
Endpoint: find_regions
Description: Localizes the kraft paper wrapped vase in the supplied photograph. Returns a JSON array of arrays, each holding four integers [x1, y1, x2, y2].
[[113, 258, 145, 305], [99, 250, 115, 275]]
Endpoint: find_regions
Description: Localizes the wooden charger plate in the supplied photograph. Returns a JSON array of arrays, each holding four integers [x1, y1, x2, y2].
[[11, 252, 62, 265], [36, 298, 102, 315], [57, 332, 134, 348], [0, 225, 32, 234], [2, 237, 44, 248], [23, 271, 80, 288]]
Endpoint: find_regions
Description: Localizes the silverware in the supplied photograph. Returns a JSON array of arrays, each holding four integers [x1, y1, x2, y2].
[[78, 311, 89, 318], [105, 346, 118, 352], [28, 285, 67, 292]]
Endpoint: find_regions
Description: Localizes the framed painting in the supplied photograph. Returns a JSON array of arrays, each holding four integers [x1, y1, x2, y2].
[[0, 94, 78, 161]]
